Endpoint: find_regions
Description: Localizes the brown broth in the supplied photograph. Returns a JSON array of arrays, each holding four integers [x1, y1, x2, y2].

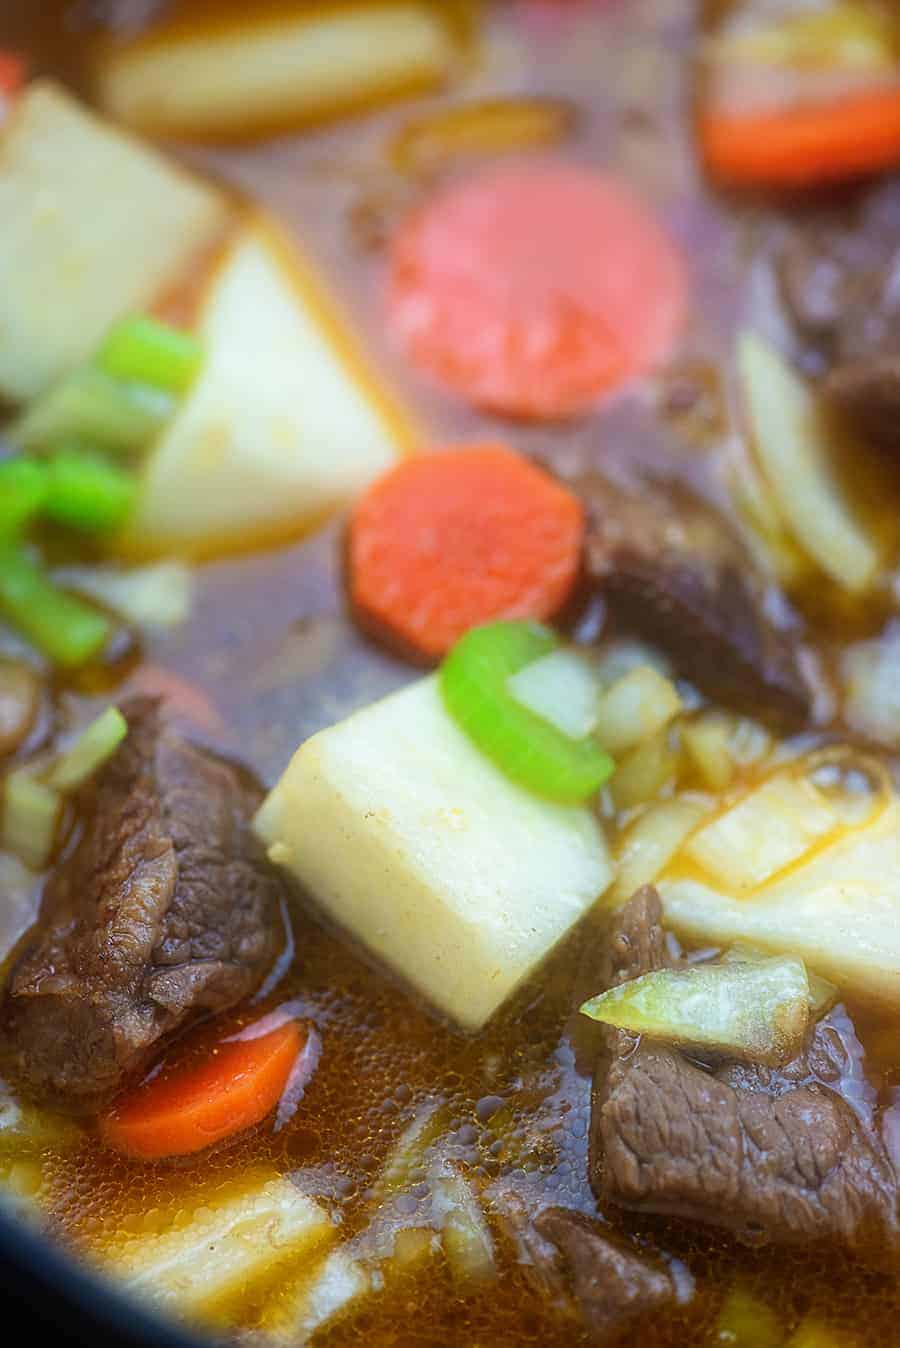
[[3, 1, 900, 1344]]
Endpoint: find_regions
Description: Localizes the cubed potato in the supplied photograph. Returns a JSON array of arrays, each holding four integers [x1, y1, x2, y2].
[[93, 2, 470, 141], [106, 1173, 336, 1323], [660, 796, 900, 1011], [254, 676, 612, 1030], [125, 215, 416, 558], [0, 82, 229, 402]]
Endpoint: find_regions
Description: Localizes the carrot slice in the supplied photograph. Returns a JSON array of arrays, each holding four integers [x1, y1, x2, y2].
[[701, 87, 900, 189], [348, 444, 584, 661], [101, 1020, 303, 1161], [387, 163, 686, 420], [0, 52, 26, 99]]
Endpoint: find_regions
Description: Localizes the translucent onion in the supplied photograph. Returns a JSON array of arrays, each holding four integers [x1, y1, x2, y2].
[[580, 955, 811, 1066], [594, 665, 682, 757], [738, 331, 879, 594], [389, 97, 575, 175], [611, 796, 709, 905]]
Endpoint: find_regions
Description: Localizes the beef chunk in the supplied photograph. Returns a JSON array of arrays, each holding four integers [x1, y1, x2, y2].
[[578, 475, 811, 729], [779, 185, 900, 454], [826, 355, 900, 455], [0, 698, 284, 1112], [492, 1190, 675, 1344], [778, 183, 900, 367], [589, 892, 899, 1263]]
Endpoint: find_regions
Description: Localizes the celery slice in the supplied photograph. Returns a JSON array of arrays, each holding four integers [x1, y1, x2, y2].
[[1, 770, 61, 871], [0, 548, 110, 668], [580, 956, 810, 1065], [44, 450, 137, 533], [0, 458, 48, 541], [45, 707, 127, 793], [440, 622, 614, 804], [96, 316, 203, 395], [9, 367, 173, 457]]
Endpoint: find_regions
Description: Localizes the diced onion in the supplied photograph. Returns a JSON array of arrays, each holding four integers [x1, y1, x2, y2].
[[580, 954, 811, 1066], [52, 561, 194, 632], [1, 769, 60, 870], [429, 1162, 495, 1286], [611, 796, 709, 905], [389, 97, 575, 176], [738, 331, 879, 593], [610, 728, 679, 812], [841, 626, 900, 749], [594, 665, 682, 757], [507, 648, 601, 741]]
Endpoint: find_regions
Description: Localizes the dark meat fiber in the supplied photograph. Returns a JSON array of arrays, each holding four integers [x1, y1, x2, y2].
[[0, 699, 284, 1112], [578, 475, 811, 729], [589, 890, 898, 1264], [492, 1188, 675, 1344], [779, 183, 900, 454]]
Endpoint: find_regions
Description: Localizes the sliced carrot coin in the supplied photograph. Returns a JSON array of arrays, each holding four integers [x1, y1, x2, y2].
[[348, 444, 584, 661], [700, 88, 900, 189], [387, 163, 687, 420], [0, 51, 26, 100], [101, 1020, 303, 1161]]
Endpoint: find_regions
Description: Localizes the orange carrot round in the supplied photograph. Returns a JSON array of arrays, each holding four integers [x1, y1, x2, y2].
[[387, 163, 686, 421], [348, 444, 584, 662], [0, 51, 26, 99], [701, 88, 900, 189], [101, 1020, 303, 1161]]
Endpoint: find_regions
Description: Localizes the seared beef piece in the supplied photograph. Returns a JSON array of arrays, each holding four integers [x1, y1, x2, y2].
[[578, 475, 811, 729], [778, 184, 900, 367], [826, 356, 900, 455], [589, 892, 899, 1263], [492, 1190, 675, 1344], [0, 698, 284, 1112], [779, 185, 900, 453]]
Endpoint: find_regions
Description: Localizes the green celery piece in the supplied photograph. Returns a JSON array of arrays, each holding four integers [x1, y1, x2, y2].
[[0, 548, 110, 668], [45, 707, 127, 792], [715, 1284, 784, 1347], [580, 957, 810, 1066], [44, 450, 137, 534], [439, 621, 614, 805], [96, 316, 204, 394], [1, 769, 61, 871], [9, 367, 174, 457], [0, 458, 48, 540]]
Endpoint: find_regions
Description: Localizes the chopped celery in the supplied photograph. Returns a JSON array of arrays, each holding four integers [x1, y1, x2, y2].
[[44, 450, 137, 534], [96, 316, 204, 395], [580, 955, 810, 1066], [45, 707, 127, 793], [1, 769, 61, 870], [9, 366, 174, 457], [0, 548, 110, 668], [0, 458, 48, 540], [439, 622, 614, 804], [715, 1283, 784, 1346]]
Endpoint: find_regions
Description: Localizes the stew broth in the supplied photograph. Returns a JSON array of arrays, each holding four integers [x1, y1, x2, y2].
[[2, 2, 900, 1345]]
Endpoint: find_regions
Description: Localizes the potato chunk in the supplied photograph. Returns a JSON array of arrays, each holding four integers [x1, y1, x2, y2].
[[660, 797, 900, 1011], [105, 1173, 335, 1323], [93, 2, 470, 140], [126, 215, 415, 557], [254, 676, 612, 1030], [0, 82, 229, 402]]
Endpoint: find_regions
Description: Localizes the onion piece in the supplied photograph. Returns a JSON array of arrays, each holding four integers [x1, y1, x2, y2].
[[389, 97, 575, 176], [594, 665, 682, 757], [611, 796, 709, 905], [44, 707, 127, 793], [1, 769, 60, 871], [507, 648, 601, 741], [610, 728, 679, 812], [52, 560, 194, 632], [429, 1160, 495, 1286], [580, 955, 811, 1067], [738, 331, 879, 593], [841, 624, 900, 749]]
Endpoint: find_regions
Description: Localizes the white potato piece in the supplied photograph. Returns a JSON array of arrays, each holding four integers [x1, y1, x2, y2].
[[94, 2, 469, 140], [126, 215, 416, 557], [106, 1174, 335, 1323], [738, 331, 879, 593], [659, 795, 900, 1011], [0, 82, 229, 402], [255, 676, 612, 1031]]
